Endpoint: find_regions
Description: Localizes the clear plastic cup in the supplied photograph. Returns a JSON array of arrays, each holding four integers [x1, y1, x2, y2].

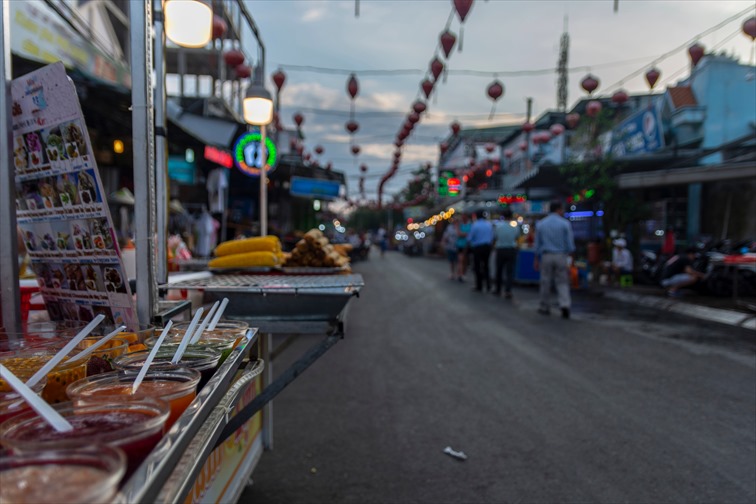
[[0, 445, 126, 503], [94, 324, 155, 347], [0, 398, 169, 479], [70, 336, 130, 361], [0, 379, 46, 425], [66, 367, 200, 429], [145, 333, 236, 365], [172, 320, 249, 349], [113, 347, 221, 391]]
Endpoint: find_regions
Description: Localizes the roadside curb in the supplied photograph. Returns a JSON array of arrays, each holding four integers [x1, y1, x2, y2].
[[601, 289, 756, 330]]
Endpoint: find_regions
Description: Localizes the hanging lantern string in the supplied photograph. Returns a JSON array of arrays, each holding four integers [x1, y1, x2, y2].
[[603, 6, 752, 93]]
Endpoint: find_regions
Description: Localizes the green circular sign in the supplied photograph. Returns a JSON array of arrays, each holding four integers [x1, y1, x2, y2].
[[233, 132, 277, 177]]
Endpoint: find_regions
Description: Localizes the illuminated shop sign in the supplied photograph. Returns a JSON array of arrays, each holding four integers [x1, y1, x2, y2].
[[233, 132, 277, 177], [204, 146, 233, 168], [498, 194, 527, 205]]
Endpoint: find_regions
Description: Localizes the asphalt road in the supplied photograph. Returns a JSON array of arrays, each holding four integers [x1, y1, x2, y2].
[[241, 250, 756, 504]]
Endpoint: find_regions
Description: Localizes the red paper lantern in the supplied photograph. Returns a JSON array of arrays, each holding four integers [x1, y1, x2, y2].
[[743, 17, 756, 40], [351, 145, 360, 155], [395, 139, 404, 148], [408, 112, 420, 124], [504, 149, 513, 159], [454, 0, 474, 22], [519, 141, 527, 151], [451, 121, 461, 135], [272, 69, 286, 92], [580, 74, 599, 95], [314, 146, 324, 155], [688, 43, 705, 66], [346, 120, 359, 134], [235, 64, 251, 79], [304, 153, 311, 161], [430, 58, 444, 80], [326, 162, 332, 171], [440, 30, 457, 58], [440, 142, 449, 154], [586, 100, 602, 118], [487, 80, 504, 101], [485, 143, 495, 153], [421, 79, 434, 99], [212, 16, 227, 40], [549, 124, 565, 136], [360, 164, 368, 173], [611, 90, 629, 105], [532, 133, 542, 146], [412, 101, 427, 114], [224, 49, 244, 67], [347, 73, 359, 99], [393, 151, 401, 160], [522, 122, 534, 133], [293, 112, 304, 127], [539, 132, 551, 143], [566, 113, 580, 129], [296, 144, 304, 155], [645, 68, 661, 89]]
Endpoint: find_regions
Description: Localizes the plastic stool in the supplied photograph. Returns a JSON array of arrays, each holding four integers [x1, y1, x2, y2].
[[620, 274, 634, 287]]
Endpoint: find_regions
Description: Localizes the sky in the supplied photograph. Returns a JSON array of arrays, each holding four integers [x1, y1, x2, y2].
[[245, 0, 756, 203]]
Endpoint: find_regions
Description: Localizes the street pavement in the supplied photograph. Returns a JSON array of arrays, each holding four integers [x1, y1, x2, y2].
[[241, 250, 756, 504]]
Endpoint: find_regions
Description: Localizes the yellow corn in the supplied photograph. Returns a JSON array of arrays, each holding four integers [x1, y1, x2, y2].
[[208, 251, 280, 269], [214, 236, 281, 257]]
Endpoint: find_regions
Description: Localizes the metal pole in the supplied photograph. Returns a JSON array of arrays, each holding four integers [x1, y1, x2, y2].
[[130, 0, 157, 324], [0, 0, 21, 333], [154, 0, 168, 286], [259, 124, 267, 236]]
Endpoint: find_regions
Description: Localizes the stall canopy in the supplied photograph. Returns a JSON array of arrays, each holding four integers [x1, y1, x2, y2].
[[166, 97, 244, 150]]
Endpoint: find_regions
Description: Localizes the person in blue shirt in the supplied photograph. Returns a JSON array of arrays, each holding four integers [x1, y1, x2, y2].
[[493, 208, 521, 298], [534, 200, 575, 318], [455, 213, 471, 281], [467, 210, 494, 292]]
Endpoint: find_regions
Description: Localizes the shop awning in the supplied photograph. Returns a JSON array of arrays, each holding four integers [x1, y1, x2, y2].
[[617, 162, 756, 188], [166, 99, 243, 149]]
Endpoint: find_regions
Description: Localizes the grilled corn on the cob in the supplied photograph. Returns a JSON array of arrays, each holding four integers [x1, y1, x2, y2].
[[208, 251, 280, 269], [213, 235, 281, 257]]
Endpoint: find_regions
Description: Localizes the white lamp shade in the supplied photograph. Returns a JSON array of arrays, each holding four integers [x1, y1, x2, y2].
[[165, 0, 213, 48], [243, 96, 273, 125]]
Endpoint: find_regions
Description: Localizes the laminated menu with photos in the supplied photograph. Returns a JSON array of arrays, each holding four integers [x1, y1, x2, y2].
[[11, 62, 138, 330]]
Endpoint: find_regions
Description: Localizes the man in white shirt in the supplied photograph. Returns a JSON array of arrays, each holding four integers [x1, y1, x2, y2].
[[606, 238, 633, 285]]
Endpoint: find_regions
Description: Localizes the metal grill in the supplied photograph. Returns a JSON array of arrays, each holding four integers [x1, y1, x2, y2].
[[162, 274, 365, 293]]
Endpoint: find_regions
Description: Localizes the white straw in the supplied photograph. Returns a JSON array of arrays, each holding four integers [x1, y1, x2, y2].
[[26, 314, 105, 388], [1, 364, 73, 432], [171, 308, 203, 364], [67, 325, 126, 362], [207, 298, 229, 331], [190, 301, 219, 344], [131, 320, 173, 394]]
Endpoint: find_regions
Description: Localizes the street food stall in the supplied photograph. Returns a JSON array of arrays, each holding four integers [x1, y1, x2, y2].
[[0, 1, 364, 502]]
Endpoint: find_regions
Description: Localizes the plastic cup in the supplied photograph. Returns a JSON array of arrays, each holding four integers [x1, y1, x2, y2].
[[95, 324, 155, 347], [0, 398, 169, 479], [66, 367, 200, 429], [145, 333, 236, 365], [113, 347, 221, 391], [71, 336, 130, 361], [0, 445, 126, 503], [0, 379, 46, 425], [174, 320, 248, 347]]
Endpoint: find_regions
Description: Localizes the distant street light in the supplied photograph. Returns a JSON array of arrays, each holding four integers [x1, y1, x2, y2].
[[165, 0, 212, 48]]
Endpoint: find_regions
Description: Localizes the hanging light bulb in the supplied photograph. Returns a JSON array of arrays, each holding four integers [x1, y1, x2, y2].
[[165, 0, 213, 48]]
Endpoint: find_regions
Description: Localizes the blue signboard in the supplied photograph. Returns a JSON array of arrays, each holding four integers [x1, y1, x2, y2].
[[610, 106, 664, 157], [290, 176, 341, 200]]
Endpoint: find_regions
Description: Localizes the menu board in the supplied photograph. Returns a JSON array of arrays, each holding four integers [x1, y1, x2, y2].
[[11, 62, 138, 330]]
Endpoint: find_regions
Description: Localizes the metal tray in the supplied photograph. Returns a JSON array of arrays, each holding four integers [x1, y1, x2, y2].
[[161, 274, 364, 320]]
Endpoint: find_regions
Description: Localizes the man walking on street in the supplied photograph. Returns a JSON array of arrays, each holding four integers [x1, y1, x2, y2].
[[493, 208, 521, 299], [468, 210, 494, 292], [534, 200, 575, 319]]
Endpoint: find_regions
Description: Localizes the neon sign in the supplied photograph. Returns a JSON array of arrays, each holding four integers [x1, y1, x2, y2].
[[447, 177, 461, 196], [204, 146, 233, 168], [498, 194, 527, 205], [233, 132, 278, 177]]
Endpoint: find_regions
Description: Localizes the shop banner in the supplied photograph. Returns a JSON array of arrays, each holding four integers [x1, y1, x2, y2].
[[610, 105, 665, 157], [12, 62, 138, 329]]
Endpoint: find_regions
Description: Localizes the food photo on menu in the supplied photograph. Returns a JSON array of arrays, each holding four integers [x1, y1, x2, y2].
[[49, 264, 66, 290], [56, 172, 80, 208], [13, 135, 27, 173], [64, 264, 86, 292], [91, 218, 115, 251], [103, 266, 128, 294], [50, 221, 74, 253], [19, 180, 43, 211], [77, 169, 100, 205], [61, 120, 88, 160], [71, 220, 94, 252], [42, 126, 67, 165], [38, 176, 62, 209], [23, 130, 48, 169], [83, 264, 105, 293]]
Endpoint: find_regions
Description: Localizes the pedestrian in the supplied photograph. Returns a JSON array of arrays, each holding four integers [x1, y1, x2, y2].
[[455, 213, 471, 281], [467, 210, 494, 292], [376, 226, 387, 257], [493, 208, 521, 298], [533, 200, 575, 319], [605, 238, 633, 285], [660, 247, 706, 297], [441, 218, 459, 280]]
